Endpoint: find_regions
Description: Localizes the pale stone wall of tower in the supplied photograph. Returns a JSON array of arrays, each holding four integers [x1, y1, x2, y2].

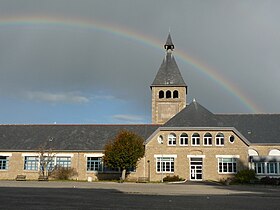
[[151, 86, 186, 124]]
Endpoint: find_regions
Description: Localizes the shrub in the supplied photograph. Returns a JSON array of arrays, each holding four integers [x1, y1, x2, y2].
[[235, 169, 256, 184], [50, 166, 78, 180], [260, 177, 280, 185], [163, 175, 185, 182]]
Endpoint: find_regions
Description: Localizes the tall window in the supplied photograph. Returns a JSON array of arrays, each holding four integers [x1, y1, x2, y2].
[[216, 133, 224, 146], [24, 156, 38, 171], [166, 90, 171, 98], [40, 156, 55, 171], [203, 133, 212, 146], [180, 133, 188, 146], [56, 157, 71, 168], [0, 156, 9, 170], [87, 157, 103, 172], [159, 90, 164, 99], [168, 133, 176, 146], [192, 133, 200, 146], [267, 162, 278, 174], [173, 90, 179, 98], [255, 162, 265, 174], [156, 157, 174, 173], [218, 158, 237, 173]]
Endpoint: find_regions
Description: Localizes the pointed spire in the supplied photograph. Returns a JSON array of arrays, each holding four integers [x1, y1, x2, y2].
[[164, 33, 174, 51], [151, 33, 187, 87]]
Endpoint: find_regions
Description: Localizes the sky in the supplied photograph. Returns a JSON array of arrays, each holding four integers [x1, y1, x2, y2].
[[0, 0, 280, 124]]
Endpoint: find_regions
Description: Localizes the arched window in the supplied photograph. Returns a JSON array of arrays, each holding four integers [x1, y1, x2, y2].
[[203, 133, 212, 146], [216, 133, 224, 146], [168, 133, 176, 146], [268, 149, 280, 156], [159, 90, 164, 99], [166, 90, 171, 98], [248, 149, 258, 156], [191, 133, 200, 146], [180, 133, 188, 146], [173, 90, 179, 98]]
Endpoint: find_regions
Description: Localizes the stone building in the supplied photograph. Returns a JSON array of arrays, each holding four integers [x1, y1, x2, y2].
[[0, 34, 279, 181]]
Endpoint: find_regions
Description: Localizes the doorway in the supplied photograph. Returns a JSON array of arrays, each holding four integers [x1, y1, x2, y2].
[[190, 157, 203, 181]]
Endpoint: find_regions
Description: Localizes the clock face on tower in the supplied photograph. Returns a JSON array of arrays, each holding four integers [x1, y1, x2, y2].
[[157, 103, 179, 124]]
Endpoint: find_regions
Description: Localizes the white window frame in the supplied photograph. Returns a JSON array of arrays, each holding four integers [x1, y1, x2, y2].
[[215, 133, 225, 146], [254, 162, 280, 175], [168, 133, 176, 146], [0, 156, 9, 170], [203, 133, 212, 146], [24, 156, 39, 171], [191, 133, 200, 146], [179, 133, 188, 146], [156, 157, 175, 173], [218, 157, 237, 174]]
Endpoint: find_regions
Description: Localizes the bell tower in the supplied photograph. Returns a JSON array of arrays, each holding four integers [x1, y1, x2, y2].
[[151, 33, 187, 124]]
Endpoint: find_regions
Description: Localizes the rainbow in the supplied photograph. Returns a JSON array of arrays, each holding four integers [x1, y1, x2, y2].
[[0, 15, 262, 113]]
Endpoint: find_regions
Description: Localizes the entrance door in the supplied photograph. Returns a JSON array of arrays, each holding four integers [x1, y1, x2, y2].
[[190, 157, 203, 181]]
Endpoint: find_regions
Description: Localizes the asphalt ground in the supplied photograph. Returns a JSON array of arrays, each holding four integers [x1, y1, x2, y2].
[[0, 181, 279, 210]]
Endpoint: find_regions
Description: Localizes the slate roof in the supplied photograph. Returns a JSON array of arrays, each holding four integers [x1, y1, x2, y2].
[[151, 52, 187, 87], [164, 101, 280, 144], [151, 34, 186, 87], [0, 124, 159, 151]]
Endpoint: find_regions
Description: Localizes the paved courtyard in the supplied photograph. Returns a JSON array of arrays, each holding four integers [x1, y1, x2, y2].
[[0, 181, 279, 209]]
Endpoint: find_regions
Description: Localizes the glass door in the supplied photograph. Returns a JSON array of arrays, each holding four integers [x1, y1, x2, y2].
[[190, 157, 203, 181]]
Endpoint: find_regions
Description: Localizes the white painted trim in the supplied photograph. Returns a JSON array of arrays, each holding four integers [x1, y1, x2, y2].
[[0, 153, 12, 157], [215, 155, 240, 158], [154, 154, 177, 158], [187, 155, 205, 158], [84, 153, 104, 158]]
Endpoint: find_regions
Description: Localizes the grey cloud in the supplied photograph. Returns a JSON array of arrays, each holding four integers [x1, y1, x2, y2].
[[25, 91, 89, 104], [0, 0, 280, 116]]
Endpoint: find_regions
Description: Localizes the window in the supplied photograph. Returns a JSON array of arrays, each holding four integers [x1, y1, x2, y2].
[[0, 156, 9, 170], [218, 158, 237, 174], [56, 157, 71, 168], [191, 133, 200, 146], [180, 133, 188, 146], [159, 90, 164, 99], [203, 133, 212, 146], [168, 133, 176, 146], [39, 156, 55, 171], [156, 157, 174, 173], [267, 162, 278, 174], [87, 157, 103, 172], [216, 133, 224, 146], [255, 162, 265, 174], [166, 90, 171, 98], [254, 162, 279, 175], [173, 90, 179, 98], [229, 135, 235, 143], [24, 156, 38, 171]]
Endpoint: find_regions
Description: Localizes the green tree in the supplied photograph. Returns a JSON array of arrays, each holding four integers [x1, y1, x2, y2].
[[104, 130, 145, 181]]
